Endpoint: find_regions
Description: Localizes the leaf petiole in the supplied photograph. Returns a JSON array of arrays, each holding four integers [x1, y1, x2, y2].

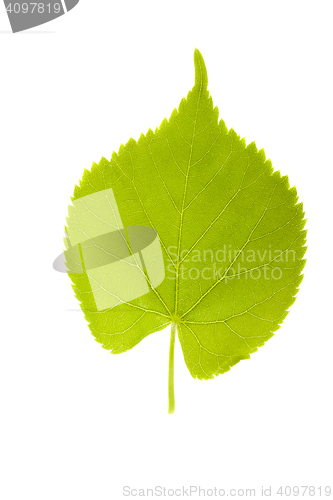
[[168, 323, 176, 414]]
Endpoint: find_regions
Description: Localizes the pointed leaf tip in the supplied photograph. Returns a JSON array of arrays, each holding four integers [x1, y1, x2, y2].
[[194, 49, 208, 90]]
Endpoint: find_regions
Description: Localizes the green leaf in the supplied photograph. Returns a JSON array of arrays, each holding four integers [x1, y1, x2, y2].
[[65, 49, 306, 413]]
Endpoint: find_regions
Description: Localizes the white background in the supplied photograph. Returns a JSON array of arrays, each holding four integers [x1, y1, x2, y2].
[[0, 1, 332, 499]]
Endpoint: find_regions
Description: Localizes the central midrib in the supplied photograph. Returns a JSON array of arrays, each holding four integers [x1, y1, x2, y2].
[[174, 79, 203, 319]]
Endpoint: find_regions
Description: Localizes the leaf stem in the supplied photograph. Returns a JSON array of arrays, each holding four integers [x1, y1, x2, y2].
[[168, 323, 176, 414]]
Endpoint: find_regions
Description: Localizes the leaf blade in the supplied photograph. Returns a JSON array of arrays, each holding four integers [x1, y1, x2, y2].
[[66, 49, 306, 387]]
